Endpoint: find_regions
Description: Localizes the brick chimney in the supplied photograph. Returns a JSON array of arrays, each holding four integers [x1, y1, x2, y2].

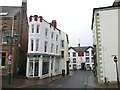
[[51, 20, 57, 29], [34, 15, 38, 21], [29, 15, 32, 22], [39, 16, 43, 22]]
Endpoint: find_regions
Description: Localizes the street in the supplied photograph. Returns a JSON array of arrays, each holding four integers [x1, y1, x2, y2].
[[25, 70, 96, 88]]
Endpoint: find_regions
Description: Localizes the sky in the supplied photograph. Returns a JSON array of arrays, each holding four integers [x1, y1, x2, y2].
[[0, 0, 115, 47]]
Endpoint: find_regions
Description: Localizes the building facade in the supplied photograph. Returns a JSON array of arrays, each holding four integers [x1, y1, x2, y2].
[[91, 0, 120, 84], [68, 45, 94, 70], [59, 31, 69, 75], [26, 15, 69, 79], [0, 0, 28, 76]]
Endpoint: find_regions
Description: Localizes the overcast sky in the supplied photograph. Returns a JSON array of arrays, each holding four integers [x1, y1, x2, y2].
[[0, 0, 115, 47]]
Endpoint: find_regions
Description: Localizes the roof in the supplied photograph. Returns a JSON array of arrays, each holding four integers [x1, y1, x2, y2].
[[113, 0, 120, 6], [69, 46, 93, 52], [0, 6, 21, 17]]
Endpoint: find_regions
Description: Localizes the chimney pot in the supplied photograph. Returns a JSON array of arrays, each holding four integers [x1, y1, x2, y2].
[[34, 15, 38, 21], [51, 20, 57, 29], [39, 16, 43, 22], [29, 15, 32, 22]]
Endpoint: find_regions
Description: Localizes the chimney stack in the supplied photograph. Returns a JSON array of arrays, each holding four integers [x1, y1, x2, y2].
[[51, 20, 57, 29], [34, 15, 38, 21], [78, 43, 80, 47]]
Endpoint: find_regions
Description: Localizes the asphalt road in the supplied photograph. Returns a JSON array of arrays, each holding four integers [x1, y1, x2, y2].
[[25, 70, 95, 89]]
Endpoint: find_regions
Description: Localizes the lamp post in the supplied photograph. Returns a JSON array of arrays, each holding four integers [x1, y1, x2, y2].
[[113, 55, 120, 88], [6, 33, 19, 84]]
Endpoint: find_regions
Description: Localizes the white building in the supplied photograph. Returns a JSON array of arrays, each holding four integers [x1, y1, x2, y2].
[[26, 15, 69, 79], [59, 31, 69, 75], [91, 0, 120, 84], [68, 44, 94, 70]]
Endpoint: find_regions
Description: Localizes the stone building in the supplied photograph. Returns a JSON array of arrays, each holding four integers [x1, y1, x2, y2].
[[0, 0, 28, 76]]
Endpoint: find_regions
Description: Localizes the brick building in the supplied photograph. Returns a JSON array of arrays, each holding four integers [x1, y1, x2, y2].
[[0, 0, 28, 76]]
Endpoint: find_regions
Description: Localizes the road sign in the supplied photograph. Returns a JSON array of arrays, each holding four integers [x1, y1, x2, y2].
[[8, 54, 12, 60]]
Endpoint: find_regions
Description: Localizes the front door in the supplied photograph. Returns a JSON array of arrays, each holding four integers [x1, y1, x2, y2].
[[73, 64, 76, 70]]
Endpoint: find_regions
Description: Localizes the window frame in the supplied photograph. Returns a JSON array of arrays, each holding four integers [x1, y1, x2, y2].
[[73, 52, 76, 57], [36, 25, 40, 33], [1, 52, 6, 66], [44, 41, 48, 52], [36, 39, 39, 51], [31, 24, 34, 33], [45, 28, 48, 37], [31, 39, 34, 51]]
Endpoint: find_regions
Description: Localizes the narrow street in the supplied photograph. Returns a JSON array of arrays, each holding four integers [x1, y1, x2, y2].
[[25, 70, 96, 88]]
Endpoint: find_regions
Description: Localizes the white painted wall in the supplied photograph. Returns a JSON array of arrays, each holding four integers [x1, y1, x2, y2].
[[28, 18, 60, 55], [59, 31, 69, 75], [68, 47, 93, 70], [99, 9, 118, 82]]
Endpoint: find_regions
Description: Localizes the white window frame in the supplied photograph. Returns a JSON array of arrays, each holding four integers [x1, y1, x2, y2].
[[44, 41, 48, 52], [51, 43, 54, 53], [31, 24, 34, 33], [45, 28, 48, 37], [36, 39, 39, 51], [36, 25, 40, 33], [31, 39, 34, 51]]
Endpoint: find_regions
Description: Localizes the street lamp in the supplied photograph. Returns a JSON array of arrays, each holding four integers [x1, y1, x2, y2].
[[113, 55, 120, 88], [6, 33, 19, 84]]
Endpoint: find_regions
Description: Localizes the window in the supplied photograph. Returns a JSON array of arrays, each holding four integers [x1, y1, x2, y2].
[[73, 58, 76, 63], [78, 52, 84, 56], [2, 30, 8, 43], [56, 34, 58, 41], [36, 25, 39, 33], [68, 52, 70, 57], [31, 24, 34, 33], [61, 40, 64, 48], [91, 57, 94, 63], [44, 41, 48, 52], [92, 50, 94, 56], [69, 65, 71, 67], [1, 52, 6, 66], [31, 39, 34, 51], [2, 26, 9, 43], [51, 32, 54, 39], [45, 28, 48, 36], [85, 51, 89, 56], [51, 43, 54, 53], [56, 45, 58, 54], [73, 52, 76, 57], [68, 58, 71, 62], [36, 39, 39, 51], [61, 51, 64, 58], [86, 57, 90, 62]]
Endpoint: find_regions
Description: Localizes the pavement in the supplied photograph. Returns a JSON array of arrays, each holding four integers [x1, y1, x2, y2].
[[0, 70, 118, 89]]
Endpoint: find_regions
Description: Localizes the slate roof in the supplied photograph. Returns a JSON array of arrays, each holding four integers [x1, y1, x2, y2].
[[113, 0, 120, 6], [69, 46, 93, 52], [0, 6, 21, 17]]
